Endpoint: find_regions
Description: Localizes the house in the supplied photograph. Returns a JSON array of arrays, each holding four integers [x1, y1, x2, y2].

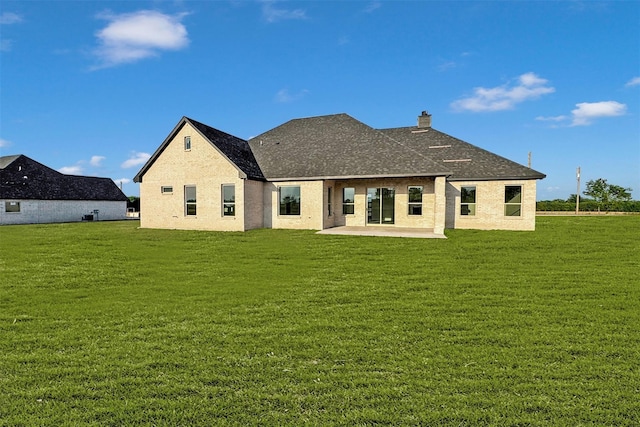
[[133, 112, 545, 234], [0, 154, 128, 225]]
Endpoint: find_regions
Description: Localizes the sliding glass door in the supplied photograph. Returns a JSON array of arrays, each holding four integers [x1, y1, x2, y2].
[[367, 187, 395, 224]]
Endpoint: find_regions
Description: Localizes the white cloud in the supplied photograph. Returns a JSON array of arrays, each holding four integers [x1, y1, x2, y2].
[[90, 155, 106, 167], [535, 115, 567, 122], [437, 60, 457, 72], [261, 1, 307, 23], [570, 101, 627, 126], [519, 73, 547, 86], [536, 101, 626, 127], [364, 2, 382, 13], [121, 152, 151, 168], [58, 165, 84, 175], [114, 178, 131, 185], [275, 88, 309, 103], [0, 12, 23, 25], [625, 77, 640, 87], [1, 40, 14, 52], [93, 10, 189, 69], [0, 138, 12, 148], [451, 72, 555, 112], [0, 12, 22, 52]]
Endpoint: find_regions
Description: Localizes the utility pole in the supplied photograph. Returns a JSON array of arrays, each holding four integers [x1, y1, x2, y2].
[[528, 152, 532, 168], [576, 167, 581, 214]]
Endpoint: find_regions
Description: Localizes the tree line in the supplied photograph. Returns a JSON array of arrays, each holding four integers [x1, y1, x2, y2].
[[537, 178, 639, 212]]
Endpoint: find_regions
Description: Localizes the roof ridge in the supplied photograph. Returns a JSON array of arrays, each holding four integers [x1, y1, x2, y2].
[[185, 116, 248, 142], [1, 155, 127, 201]]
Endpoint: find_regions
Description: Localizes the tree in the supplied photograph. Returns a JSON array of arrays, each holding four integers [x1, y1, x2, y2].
[[566, 194, 591, 203], [583, 178, 632, 210]]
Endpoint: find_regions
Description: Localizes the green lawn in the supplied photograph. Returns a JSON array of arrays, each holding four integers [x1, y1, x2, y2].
[[1, 217, 639, 426]]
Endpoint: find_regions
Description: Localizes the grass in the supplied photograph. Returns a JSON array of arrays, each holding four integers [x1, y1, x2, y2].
[[1, 216, 639, 426]]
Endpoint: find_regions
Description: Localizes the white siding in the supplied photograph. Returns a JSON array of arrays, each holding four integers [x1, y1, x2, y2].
[[0, 200, 127, 225]]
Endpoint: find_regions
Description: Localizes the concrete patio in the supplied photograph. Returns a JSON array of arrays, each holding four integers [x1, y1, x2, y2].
[[316, 226, 447, 239]]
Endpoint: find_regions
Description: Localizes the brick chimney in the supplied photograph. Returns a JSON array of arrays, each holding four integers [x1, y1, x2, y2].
[[418, 111, 432, 128]]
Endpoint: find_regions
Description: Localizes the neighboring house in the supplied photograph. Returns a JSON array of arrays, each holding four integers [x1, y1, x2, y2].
[[133, 112, 545, 234], [0, 155, 128, 225]]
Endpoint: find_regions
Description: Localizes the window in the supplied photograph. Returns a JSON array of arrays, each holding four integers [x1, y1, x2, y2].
[[222, 184, 235, 217], [279, 186, 300, 215], [161, 186, 173, 194], [504, 185, 522, 216], [184, 136, 191, 151], [342, 187, 355, 215], [408, 186, 423, 215], [5, 201, 20, 213], [185, 185, 197, 216], [327, 187, 332, 216], [461, 186, 476, 216]]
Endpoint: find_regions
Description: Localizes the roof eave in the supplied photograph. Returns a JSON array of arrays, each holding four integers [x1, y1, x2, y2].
[[133, 117, 190, 183], [264, 172, 451, 182], [447, 174, 546, 182]]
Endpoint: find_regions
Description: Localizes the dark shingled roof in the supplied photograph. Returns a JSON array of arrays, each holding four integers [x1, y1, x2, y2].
[[0, 155, 128, 201], [135, 113, 545, 184], [248, 113, 544, 181], [134, 117, 264, 182], [248, 114, 451, 180], [380, 126, 546, 181]]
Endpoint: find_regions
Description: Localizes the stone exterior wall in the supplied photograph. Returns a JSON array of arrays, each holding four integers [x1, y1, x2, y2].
[[332, 177, 439, 230], [244, 179, 264, 230], [322, 180, 337, 230], [263, 180, 325, 230], [139, 122, 249, 231], [433, 176, 446, 234], [445, 179, 538, 230], [0, 200, 126, 225]]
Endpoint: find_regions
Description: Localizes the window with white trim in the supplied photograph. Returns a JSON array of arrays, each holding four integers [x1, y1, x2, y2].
[[342, 187, 355, 215], [184, 136, 191, 151], [504, 185, 522, 216], [185, 185, 196, 216], [408, 186, 423, 215], [461, 186, 476, 216], [5, 201, 20, 213], [222, 184, 235, 217]]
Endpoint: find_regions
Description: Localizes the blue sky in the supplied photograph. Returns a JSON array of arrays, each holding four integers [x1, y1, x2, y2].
[[1, 1, 638, 199]]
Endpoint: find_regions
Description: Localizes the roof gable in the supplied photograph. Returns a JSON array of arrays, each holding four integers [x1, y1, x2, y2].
[[248, 114, 451, 180], [133, 117, 264, 183], [0, 155, 128, 201]]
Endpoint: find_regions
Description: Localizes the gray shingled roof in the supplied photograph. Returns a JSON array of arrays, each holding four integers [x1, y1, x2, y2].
[[134, 117, 264, 182], [136, 113, 545, 184], [0, 155, 128, 201], [380, 126, 546, 181], [248, 114, 452, 180]]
